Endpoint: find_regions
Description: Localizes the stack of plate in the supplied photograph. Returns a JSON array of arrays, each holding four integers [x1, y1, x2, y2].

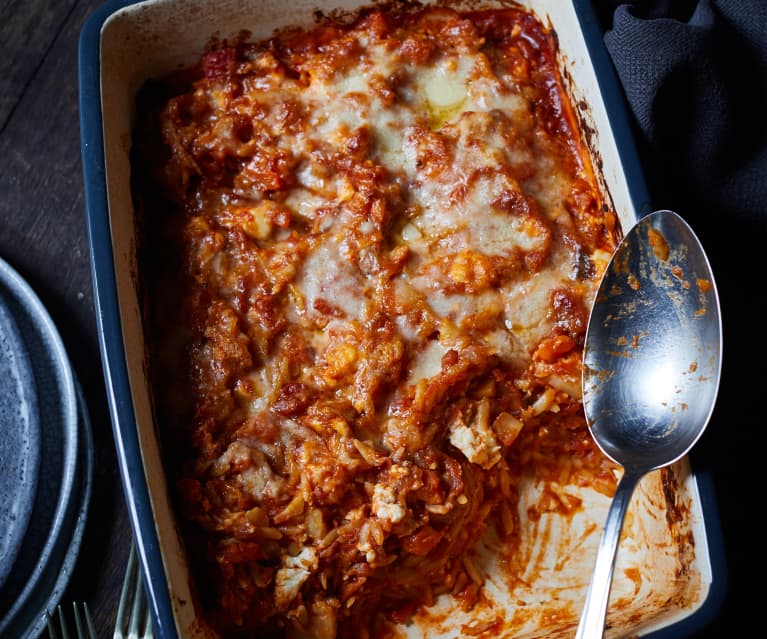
[[0, 256, 93, 639]]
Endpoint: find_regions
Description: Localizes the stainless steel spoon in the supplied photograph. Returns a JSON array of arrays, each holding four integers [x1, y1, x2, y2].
[[575, 209, 722, 639]]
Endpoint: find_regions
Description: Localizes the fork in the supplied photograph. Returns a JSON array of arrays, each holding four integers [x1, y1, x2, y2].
[[114, 543, 154, 639], [46, 602, 97, 639]]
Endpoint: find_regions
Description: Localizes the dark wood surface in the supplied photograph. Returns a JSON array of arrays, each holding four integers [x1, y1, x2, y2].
[[1, 0, 132, 637], [0, 1, 753, 638]]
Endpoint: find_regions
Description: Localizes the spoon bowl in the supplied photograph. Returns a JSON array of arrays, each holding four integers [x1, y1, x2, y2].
[[575, 209, 722, 639]]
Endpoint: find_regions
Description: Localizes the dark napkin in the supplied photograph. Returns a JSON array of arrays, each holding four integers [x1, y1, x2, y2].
[[597, 1, 767, 635]]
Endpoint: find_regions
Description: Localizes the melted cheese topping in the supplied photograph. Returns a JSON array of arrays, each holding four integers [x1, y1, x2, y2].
[[134, 6, 620, 639]]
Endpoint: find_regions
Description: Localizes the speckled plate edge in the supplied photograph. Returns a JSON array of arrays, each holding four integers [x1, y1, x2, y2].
[[0, 293, 41, 590], [11, 379, 93, 639], [0, 256, 80, 635]]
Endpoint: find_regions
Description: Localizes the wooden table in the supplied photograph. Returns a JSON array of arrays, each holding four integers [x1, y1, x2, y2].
[[1, 0, 131, 636], [0, 1, 754, 638]]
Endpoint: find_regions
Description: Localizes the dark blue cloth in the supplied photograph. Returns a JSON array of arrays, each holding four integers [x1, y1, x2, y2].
[[603, 0, 767, 222], [598, 1, 767, 636]]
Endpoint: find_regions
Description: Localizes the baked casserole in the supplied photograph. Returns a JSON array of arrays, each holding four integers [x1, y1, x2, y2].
[[128, 3, 692, 638]]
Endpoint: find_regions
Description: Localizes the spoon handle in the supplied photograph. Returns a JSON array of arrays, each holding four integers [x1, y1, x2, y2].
[[575, 470, 643, 639]]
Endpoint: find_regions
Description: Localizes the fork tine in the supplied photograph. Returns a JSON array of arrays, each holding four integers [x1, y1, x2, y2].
[[83, 602, 98, 639], [141, 604, 153, 639], [72, 601, 98, 639], [45, 610, 60, 639], [57, 605, 71, 639], [128, 551, 146, 638], [115, 544, 137, 638], [115, 542, 154, 639], [72, 602, 84, 639]]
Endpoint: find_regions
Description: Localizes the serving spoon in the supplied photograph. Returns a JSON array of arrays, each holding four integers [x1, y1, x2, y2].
[[575, 209, 722, 639]]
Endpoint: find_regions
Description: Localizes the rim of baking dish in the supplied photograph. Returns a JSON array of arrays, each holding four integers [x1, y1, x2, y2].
[[79, 2, 180, 638]]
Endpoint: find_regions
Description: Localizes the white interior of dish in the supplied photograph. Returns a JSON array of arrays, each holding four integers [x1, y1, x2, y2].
[[98, 1, 713, 637]]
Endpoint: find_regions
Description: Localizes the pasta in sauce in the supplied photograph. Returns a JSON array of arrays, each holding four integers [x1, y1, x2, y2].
[[131, 4, 620, 637]]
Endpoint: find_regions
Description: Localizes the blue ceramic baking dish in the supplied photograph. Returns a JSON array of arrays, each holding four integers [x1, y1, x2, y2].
[[79, 1, 725, 637]]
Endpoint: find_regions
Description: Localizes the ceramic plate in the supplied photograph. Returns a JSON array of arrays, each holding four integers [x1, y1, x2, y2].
[[0, 257, 93, 638], [0, 294, 41, 591], [1, 381, 94, 639]]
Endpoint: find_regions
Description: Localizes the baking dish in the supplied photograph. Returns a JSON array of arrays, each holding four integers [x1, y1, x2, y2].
[[78, 1, 725, 637]]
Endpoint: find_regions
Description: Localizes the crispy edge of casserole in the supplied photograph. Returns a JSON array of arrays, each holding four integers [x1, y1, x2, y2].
[[130, 3, 622, 638]]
